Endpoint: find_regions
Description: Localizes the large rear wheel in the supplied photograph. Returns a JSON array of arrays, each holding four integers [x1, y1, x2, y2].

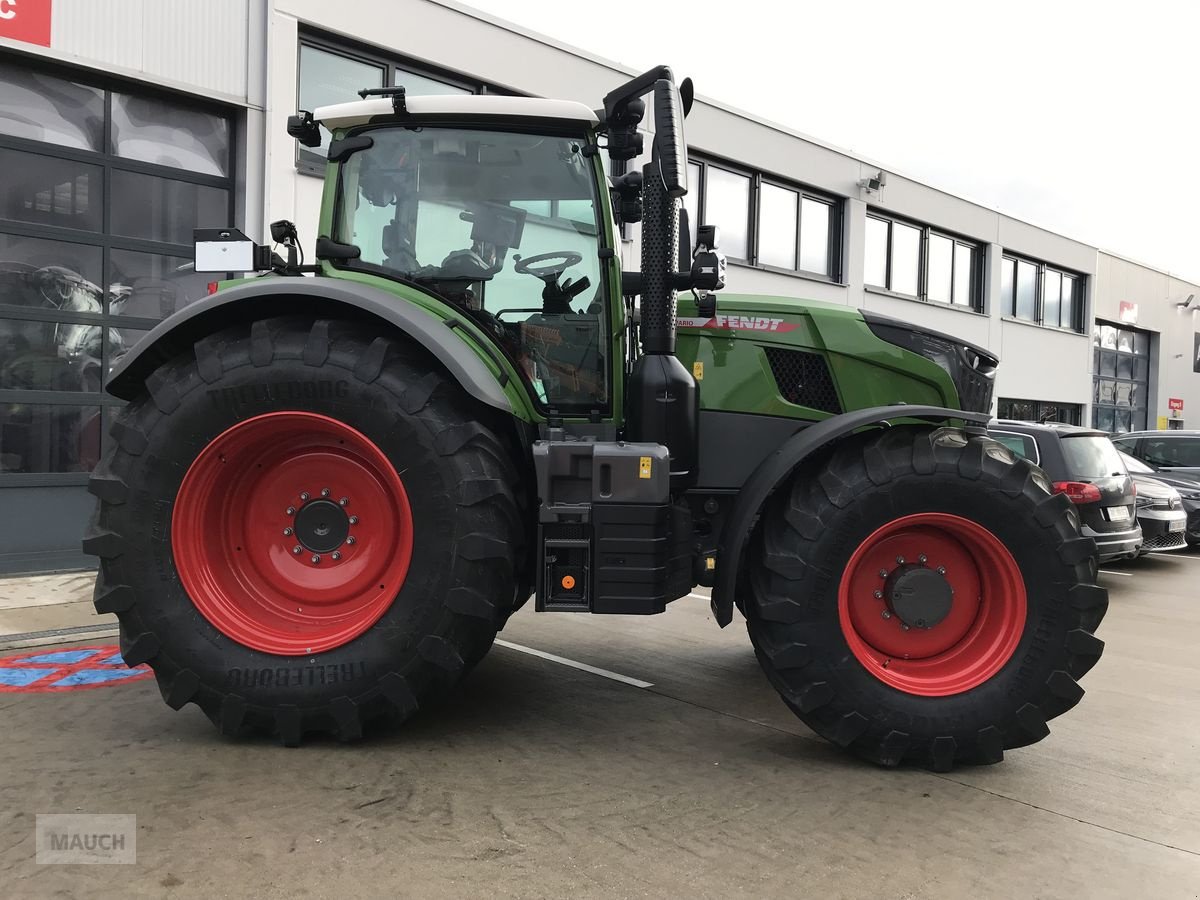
[[747, 426, 1108, 770], [84, 317, 523, 744]]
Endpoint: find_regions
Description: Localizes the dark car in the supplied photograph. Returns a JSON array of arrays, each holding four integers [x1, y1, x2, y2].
[[1118, 449, 1200, 547], [988, 421, 1141, 562], [1117, 452, 1189, 554], [1113, 430, 1200, 475]]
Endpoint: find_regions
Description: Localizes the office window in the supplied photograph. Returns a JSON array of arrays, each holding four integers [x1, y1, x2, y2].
[[997, 398, 1082, 426], [1000, 253, 1085, 331], [297, 35, 476, 169], [687, 155, 841, 279], [865, 213, 982, 310]]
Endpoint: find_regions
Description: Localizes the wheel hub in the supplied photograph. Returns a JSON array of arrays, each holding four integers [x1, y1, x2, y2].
[[886, 564, 954, 629], [293, 499, 349, 554]]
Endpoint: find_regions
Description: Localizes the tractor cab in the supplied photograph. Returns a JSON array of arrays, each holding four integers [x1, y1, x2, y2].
[[309, 96, 613, 412]]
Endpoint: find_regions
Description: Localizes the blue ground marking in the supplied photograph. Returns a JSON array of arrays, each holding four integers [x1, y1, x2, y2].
[[98, 654, 126, 666], [19, 649, 101, 665], [52, 668, 145, 687], [0, 668, 50, 687]]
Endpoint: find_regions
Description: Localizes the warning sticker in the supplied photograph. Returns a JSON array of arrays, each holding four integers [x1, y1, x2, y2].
[[677, 315, 800, 333], [0, 645, 152, 693]]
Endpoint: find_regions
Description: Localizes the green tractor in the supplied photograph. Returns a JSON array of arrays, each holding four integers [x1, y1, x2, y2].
[[85, 68, 1106, 770]]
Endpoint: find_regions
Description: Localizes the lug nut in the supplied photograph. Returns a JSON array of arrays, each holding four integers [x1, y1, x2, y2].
[[881, 610, 892, 619], [311, 554, 320, 564], [896, 556, 905, 564], [937, 566, 946, 575], [878, 569, 888, 578], [901, 623, 910, 631], [339, 497, 349, 507], [873, 590, 883, 599], [919, 554, 927, 564], [346, 536, 357, 545], [349, 516, 359, 525], [286, 506, 296, 516], [321, 488, 331, 497], [300, 492, 310, 501], [332, 551, 341, 561], [292, 545, 302, 555], [283, 527, 293, 537]]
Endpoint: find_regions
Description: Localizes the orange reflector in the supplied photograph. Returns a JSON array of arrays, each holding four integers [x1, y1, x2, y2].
[[561, 575, 576, 590]]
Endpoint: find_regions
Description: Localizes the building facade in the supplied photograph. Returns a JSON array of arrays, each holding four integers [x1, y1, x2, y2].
[[0, 0, 1197, 573]]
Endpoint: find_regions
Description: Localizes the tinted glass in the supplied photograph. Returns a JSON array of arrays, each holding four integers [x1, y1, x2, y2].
[[1061, 435, 1125, 478], [111, 171, 229, 244], [112, 92, 230, 176], [927, 234, 952, 303], [757, 183, 797, 269], [1015, 260, 1037, 321], [1094, 406, 1115, 433], [1100, 324, 1117, 349], [1117, 329, 1134, 353], [1043, 270, 1061, 327], [0, 317, 103, 392], [109, 249, 209, 319], [299, 45, 385, 157], [1000, 257, 1014, 308], [1119, 450, 1154, 475], [890, 222, 920, 296], [706, 167, 749, 259], [392, 66, 469, 97], [953, 242, 973, 306], [1143, 437, 1200, 467], [1061, 274, 1076, 328], [107, 326, 149, 376], [1116, 354, 1133, 380], [0, 62, 104, 151], [799, 197, 831, 275], [864, 216, 888, 287], [989, 431, 1037, 460], [0, 403, 101, 473], [0, 235, 104, 312], [0, 148, 102, 232]]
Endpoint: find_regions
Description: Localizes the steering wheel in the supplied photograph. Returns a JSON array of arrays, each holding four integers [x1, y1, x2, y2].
[[513, 251, 583, 280]]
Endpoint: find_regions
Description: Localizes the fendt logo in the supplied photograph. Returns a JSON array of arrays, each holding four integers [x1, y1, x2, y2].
[[0, 0, 52, 47], [676, 315, 800, 333]]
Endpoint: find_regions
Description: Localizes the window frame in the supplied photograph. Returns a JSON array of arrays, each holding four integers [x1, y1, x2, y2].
[[0, 57, 236, 486], [864, 211, 984, 312], [687, 152, 842, 282], [996, 398, 1083, 427], [1000, 251, 1085, 332], [296, 31, 491, 176]]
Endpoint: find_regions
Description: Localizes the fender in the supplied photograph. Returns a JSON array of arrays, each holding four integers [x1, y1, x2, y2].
[[105, 278, 513, 412], [710, 404, 993, 627]]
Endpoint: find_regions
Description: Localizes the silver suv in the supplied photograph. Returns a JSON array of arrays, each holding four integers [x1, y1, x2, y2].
[[1112, 431, 1200, 474]]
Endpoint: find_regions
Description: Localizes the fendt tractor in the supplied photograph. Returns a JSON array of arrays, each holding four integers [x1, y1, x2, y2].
[[84, 68, 1108, 770]]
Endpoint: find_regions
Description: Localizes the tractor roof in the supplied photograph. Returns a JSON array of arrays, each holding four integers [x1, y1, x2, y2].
[[314, 95, 600, 131]]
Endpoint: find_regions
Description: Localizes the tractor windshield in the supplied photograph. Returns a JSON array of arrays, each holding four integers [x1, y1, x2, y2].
[[335, 126, 608, 411]]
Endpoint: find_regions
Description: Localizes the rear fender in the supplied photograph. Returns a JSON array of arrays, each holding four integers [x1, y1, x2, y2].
[[711, 404, 991, 627], [105, 278, 515, 414]]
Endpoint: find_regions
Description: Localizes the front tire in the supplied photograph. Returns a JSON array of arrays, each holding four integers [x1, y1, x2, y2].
[[746, 426, 1108, 770], [84, 317, 523, 744]]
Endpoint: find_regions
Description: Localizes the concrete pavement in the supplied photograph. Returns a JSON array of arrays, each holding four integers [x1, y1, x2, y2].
[[1, 554, 1198, 898]]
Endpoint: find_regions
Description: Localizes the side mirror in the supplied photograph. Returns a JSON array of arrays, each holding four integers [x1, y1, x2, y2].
[[652, 78, 687, 198]]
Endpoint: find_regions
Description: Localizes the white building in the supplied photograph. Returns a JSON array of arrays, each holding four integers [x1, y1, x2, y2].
[[1, 0, 1197, 572]]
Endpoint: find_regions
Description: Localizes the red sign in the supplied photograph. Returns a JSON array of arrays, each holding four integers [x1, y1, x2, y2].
[[1118, 301, 1139, 324], [1168, 398, 1184, 412], [0, 0, 52, 47]]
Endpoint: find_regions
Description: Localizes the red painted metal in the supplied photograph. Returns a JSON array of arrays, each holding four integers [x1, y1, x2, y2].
[[172, 412, 413, 655], [837, 513, 1027, 696]]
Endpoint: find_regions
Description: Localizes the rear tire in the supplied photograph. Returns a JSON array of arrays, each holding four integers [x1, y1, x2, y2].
[[84, 317, 523, 745], [746, 426, 1108, 770]]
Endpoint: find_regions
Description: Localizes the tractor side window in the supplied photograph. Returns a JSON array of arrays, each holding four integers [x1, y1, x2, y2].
[[336, 127, 608, 411]]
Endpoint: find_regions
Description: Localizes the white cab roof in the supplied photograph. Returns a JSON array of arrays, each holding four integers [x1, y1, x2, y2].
[[313, 95, 599, 131]]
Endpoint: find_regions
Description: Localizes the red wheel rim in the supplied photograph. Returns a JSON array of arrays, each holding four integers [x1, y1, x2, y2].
[[172, 411, 413, 655], [837, 513, 1026, 696]]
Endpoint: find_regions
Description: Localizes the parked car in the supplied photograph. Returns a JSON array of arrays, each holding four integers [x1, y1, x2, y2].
[[988, 421, 1142, 562], [1117, 449, 1200, 548], [1116, 452, 1189, 554], [1112, 430, 1200, 474]]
